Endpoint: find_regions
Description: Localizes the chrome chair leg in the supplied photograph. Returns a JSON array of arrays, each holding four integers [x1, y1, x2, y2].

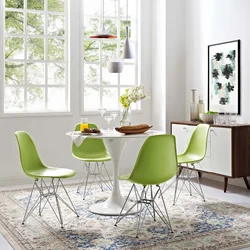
[[77, 161, 113, 199], [51, 178, 64, 228], [115, 184, 173, 237], [22, 178, 79, 227], [173, 164, 205, 204]]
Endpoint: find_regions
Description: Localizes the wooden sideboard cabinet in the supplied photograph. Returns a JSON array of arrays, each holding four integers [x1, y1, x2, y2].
[[171, 121, 250, 192]]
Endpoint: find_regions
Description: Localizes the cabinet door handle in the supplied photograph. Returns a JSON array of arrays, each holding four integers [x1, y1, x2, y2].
[[210, 129, 217, 135]]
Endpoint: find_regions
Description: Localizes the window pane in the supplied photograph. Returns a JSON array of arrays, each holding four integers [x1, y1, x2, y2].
[[48, 39, 64, 60], [48, 63, 65, 85], [102, 66, 118, 86], [84, 0, 100, 16], [84, 64, 100, 85], [84, 40, 99, 62], [5, 62, 24, 85], [120, 65, 135, 85], [4, 87, 24, 112], [84, 87, 100, 111], [119, 0, 127, 18], [27, 38, 44, 60], [104, 1, 117, 17], [27, 87, 45, 111], [102, 88, 118, 109], [27, 13, 44, 35], [5, 12, 24, 34], [5, 0, 24, 8], [120, 0, 135, 19], [48, 87, 65, 110], [48, 14, 64, 36], [102, 41, 117, 63], [120, 20, 130, 39], [27, 63, 45, 85], [84, 17, 100, 38], [5, 37, 24, 59], [104, 19, 117, 37], [27, 0, 44, 10], [48, 0, 64, 12]]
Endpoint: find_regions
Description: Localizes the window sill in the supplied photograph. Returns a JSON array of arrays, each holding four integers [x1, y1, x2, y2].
[[81, 110, 143, 116], [0, 111, 73, 118]]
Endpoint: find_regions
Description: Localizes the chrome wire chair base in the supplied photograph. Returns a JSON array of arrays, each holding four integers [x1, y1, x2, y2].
[[173, 164, 205, 205], [22, 178, 79, 228], [77, 162, 113, 199], [114, 184, 173, 238]]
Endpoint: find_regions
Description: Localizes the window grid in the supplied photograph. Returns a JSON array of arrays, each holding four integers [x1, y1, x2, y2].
[[82, 0, 138, 113], [4, 0, 68, 113]]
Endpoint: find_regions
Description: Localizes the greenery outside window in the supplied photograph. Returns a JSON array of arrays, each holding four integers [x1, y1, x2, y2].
[[82, 0, 138, 112], [4, 0, 68, 113]]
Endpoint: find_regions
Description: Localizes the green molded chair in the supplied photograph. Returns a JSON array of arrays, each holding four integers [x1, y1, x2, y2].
[[15, 131, 79, 228], [72, 123, 112, 199], [173, 124, 210, 204], [114, 134, 178, 237]]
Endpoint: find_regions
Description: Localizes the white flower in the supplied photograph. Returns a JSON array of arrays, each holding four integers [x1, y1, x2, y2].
[[119, 85, 150, 108]]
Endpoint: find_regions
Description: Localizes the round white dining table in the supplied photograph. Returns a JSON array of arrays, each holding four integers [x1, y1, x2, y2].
[[67, 129, 164, 216]]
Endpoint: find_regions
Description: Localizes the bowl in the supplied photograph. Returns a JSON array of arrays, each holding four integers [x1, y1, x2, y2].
[[199, 113, 218, 124]]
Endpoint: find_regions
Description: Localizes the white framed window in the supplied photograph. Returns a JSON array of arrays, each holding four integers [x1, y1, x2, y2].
[[3, 0, 69, 113], [82, 0, 139, 112]]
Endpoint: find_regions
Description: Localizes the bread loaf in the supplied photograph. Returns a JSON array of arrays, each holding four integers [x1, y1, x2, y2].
[[115, 124, 152, 134], [120, 124, 150, 131]]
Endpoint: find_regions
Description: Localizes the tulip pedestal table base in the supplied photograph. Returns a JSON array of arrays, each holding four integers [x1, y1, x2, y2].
[[89, 138, 138, 216]]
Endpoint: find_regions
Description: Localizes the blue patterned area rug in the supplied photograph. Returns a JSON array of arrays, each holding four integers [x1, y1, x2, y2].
[[0, 182, 250, 250]]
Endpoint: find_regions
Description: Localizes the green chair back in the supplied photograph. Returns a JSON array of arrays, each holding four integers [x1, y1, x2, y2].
[[128, 134, 178, 185], [182, 124, 210, 162], [72, 123, 109, 159], [15, 131, 45, 176]]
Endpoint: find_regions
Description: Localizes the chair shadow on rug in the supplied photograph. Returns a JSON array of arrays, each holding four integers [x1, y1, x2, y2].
[[114, 134, 178, 237], [15, 131, 79, 228]]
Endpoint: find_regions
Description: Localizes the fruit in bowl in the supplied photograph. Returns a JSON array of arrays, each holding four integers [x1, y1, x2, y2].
[[200, 111, 219, 124]]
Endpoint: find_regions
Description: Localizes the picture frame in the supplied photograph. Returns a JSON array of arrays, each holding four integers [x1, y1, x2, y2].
[[208, 40, 240, 114]]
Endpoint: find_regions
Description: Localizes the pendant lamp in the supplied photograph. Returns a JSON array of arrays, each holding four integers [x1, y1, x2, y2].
[[90, 0, 117, 39], [107, 50, 124, 73], [121, 0, 134, 59]]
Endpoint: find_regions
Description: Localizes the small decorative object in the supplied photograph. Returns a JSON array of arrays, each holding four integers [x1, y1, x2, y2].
[[97, 108, 106, 132], [110, 112, 119, 132], [208, 40, 240, 114], [190, 89, 199, 121], [199, 111, 219, 124], [107, 50, 124, 73], [120, 106, 131, 126], [198, 96, 205, 122], [119, 84, 150, 126], [115, 124, 152, 134], [104, 115, 113, 134]]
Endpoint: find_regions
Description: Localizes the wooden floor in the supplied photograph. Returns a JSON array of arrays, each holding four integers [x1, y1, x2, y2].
[[0, 178, 250, 250]]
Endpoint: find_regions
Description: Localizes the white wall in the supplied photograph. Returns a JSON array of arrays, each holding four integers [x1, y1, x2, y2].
[[185, 0, 250, 122], [185, 0, 250, 187], [151, 0, 186, 133], [0, 0, 152, 186]]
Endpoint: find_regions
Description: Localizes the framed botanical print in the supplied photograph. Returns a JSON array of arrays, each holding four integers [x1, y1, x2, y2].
[[208, 40, 240, 114]]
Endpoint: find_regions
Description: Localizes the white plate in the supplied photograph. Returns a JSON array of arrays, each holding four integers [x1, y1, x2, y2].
[[74, 131, 101, 136]]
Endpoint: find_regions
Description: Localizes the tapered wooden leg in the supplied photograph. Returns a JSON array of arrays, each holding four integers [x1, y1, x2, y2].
[[224, 177, 228, 193], [243, 177, 250, 189]]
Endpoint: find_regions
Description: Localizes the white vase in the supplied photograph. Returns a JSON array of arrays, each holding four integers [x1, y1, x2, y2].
[[120, 106, 131, 126]]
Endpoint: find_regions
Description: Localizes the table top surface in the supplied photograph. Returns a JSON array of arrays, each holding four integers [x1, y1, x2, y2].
[[67, 129, 165, 139]]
